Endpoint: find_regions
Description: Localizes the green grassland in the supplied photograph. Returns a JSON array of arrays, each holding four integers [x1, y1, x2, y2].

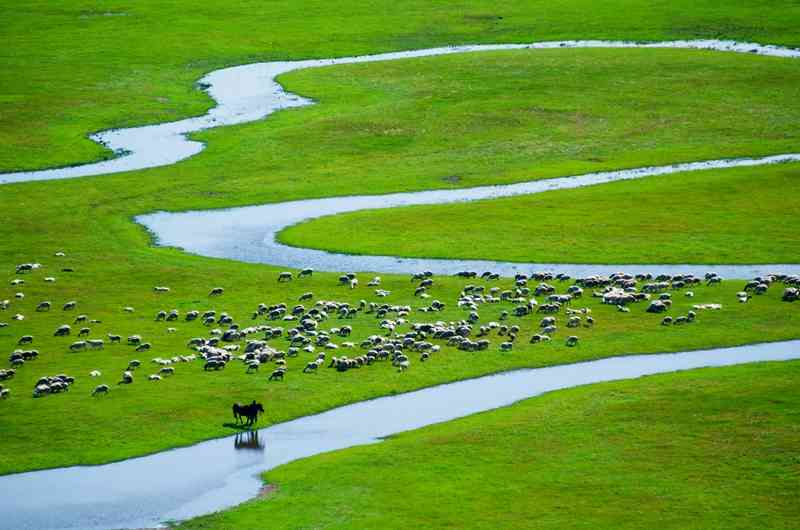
[[4, 0, 800, 172], [178, 361, 800, 529], [1, 3, 799, 527], [278, 162, 800, 264], [2, 268, 797, 476]]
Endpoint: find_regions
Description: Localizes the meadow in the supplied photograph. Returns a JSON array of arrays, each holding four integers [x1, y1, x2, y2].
[[1, 0, 799, 527], [177, 361, 800, 529]]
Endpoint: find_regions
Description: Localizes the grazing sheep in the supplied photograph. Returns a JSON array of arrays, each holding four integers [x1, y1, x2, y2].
[[69, 341, 87, 352], [303, 359, 323, 373], [127, 335, 142, 345], [78, 327, 90, 337], [269, 368, 286, 381], [44, 277, 56, 283], [90, 370, 102, 377], [118, 371, 134, 385], [529, 334, 551, 344], [153, 286, 170, 293], [54, 325, 71, 336], [209, 287, 225, 296], [148, 375, 162, 381], [108, 334, 121, 343], [63, 301, 77, 311], [0, 388, 9, 399], [17, 335, 33, 345], [278, 272, 293, 282], [14, 292, 24, 299], [36, 301, 51, 312], [87, 339, 104, 350], [499, 342, 513, 352], [783, 287, 799, 302], [135, 342, 152, 353], [74, 314, 87, 323], [92, 384, 109, 396], [566, 335, 579, 347], [204, 360, 225, 371], [124, 306, 135, 313], [299, 268, 314, 278], [127, 360, 141, 370], [159, 367, 175, 376], [299, 292, 313, 302]]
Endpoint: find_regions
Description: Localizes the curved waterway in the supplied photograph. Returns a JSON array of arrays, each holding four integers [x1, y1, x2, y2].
[[1, 39, 799, 185], [1, 340, 799, 529], [138, 153, 800, 278]]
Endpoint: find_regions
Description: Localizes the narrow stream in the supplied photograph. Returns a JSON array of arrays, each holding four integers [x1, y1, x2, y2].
[[2, 39, 799, 185], [1, 340, 798, 530], [137, 153, 800, 277]]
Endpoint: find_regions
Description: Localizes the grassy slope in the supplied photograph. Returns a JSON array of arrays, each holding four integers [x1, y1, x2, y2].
[[279, 162, 800, 264], [1, 271, 797, 476], [178, 361, 800, 529], [3, 0, 800, 172]]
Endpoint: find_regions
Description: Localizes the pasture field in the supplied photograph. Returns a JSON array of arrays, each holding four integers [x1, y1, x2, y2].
[[177, 361, 800, 529], [4, 0, 800, 173], [1, 0, 800, 527], [1, 270, 797, 476]]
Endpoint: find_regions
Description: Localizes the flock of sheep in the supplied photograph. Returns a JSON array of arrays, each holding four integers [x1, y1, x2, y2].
[[2, 256, 799, 401]]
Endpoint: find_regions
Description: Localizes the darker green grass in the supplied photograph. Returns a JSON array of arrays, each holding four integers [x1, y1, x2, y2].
[[3, 0, 800, 172], [177, 361, 800, 529], [279, 162, 800, 264]]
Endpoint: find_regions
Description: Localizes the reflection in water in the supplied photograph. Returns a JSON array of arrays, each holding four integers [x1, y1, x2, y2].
[[234, 431, 264, 451]]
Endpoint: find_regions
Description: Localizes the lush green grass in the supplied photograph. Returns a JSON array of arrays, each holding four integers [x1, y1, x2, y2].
[[2, 267, 798, 476], [177, 361, 800, 529], [1, 0, 799, 495], [3, 0, 800, 172], [279, 162, 800, 264], [3, 49, 800, 273]]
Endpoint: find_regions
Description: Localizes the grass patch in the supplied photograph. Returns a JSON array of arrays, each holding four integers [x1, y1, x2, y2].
[[3, 1, 800, 172], [177, 361, 800, 529], [279, 162, 800, 264]]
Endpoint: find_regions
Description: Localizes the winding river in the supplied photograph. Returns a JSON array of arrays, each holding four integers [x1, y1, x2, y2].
[[2, 340, 799, 530], [3, 39, 800, 276], [2, 39, 800, 529]]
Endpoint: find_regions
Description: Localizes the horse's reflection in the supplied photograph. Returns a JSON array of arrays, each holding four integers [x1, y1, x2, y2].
[[234, 430, 265, 450]]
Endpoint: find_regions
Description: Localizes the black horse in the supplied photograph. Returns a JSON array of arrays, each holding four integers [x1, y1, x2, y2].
[[232, 401, 265, 426]]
